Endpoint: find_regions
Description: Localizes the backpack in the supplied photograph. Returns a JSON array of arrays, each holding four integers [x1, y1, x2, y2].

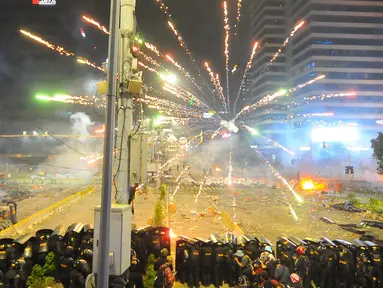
[[163, 265, 175, 288]]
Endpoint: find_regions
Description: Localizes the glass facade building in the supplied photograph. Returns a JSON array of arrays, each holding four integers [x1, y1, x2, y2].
[[249, 0, 383, 140]]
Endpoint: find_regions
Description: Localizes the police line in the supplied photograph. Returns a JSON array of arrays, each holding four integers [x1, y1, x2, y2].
[[0, 225, 381, 287], [0, 224, 171, 287], [173, 234, 383, 288]]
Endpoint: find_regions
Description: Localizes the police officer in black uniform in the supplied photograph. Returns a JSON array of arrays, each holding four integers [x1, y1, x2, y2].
[[305, 239, 321, 288], [187, 239, 201, 288], [69, 259, 90, 288], [337, 244, 355, 288], [210, 234, 226, 287], [59, 246, 74, 288], [175, 237, 189, 284], [356, 253, 371, 288], [127, 249, 144, 288], [197, 238, 213, 287], [366, 241, 382, 288], [319, 240, 338, 288]]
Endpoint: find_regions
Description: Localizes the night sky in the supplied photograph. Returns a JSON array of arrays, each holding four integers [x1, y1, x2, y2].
[[0, 0, 250, 132]]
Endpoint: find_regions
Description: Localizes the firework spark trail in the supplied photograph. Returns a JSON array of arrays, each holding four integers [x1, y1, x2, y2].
[[289, 74, 325, 93], [253, 21, 305, 86], [254, 149, 303, 203], [223, 1, 230, 107], [82, 15, 109, 34], [194, 176, 206, 203], [176, 166, 190, 183], [154, 1, 216, 99], [235, 74, 326, 120], [138, 61, 160, 75], [236, 0, 243, 25], [228, 150, 233, 187], [20, 30, 103, 71], [139, 51, 164, 70], [289, 204, 299, 222], [20, 30, 74, 56], [77, 57, 103, 71], [299, 112, 334, 118], [165, 55, 204, 93], [82, 14, 166, 62], [172, 180, 184, 197], [162, 83, 211, 112], [144, 94, 204, 118], [243, 125, 295, 156], [233, 42, 259, 114], [297, 92, 356, 105], [260, 135, 296, 156], [204, 62, 227, 109], [35, 94, 107, 108]]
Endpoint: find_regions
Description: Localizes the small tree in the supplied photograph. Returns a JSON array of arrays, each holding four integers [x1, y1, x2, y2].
[[153, 184, 167, 226], [143, 254, 156, 287], [159, 184, 166, 201], [371, 132, 383, 174], [27, 252, 56, 288]]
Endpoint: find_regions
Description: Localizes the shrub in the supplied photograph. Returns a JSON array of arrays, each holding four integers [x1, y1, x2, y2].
[[143, 254, 156, 287], [27, 252, 56, 288]]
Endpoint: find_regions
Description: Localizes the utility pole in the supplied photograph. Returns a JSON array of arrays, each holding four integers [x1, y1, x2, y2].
[[115, 0, 141, 204], [97, 0, 119, 286], [96, 0, 142, 287]]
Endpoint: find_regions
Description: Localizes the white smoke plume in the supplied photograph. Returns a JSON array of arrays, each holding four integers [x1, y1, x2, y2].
[[70, 112, 94, 142]]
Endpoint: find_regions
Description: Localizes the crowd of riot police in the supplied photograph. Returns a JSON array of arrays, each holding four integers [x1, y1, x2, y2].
[[0, 224, 382, 288], [174, 234, 383, 288], [0, 224, 171, 288]]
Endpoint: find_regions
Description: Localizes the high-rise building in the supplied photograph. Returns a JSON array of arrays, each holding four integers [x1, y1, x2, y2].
[[287, 0, 383, 142], [247, 0, 287, 138], [248, 0, 383, 145]]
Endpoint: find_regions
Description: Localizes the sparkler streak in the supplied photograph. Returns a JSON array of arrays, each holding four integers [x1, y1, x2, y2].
[[243, 125, 295, 156], [254, 149, 303, 203], [233, 42, 259, 114], [20, 30, 74, 56], [204, 62, 227, 109], [82, 15, 109, 34], [235, 74, 326, 120], [223, 1, 230, 107], [194, 176, 206, 203], [20, 29, 103, 71], [253, 21, 305, 87]]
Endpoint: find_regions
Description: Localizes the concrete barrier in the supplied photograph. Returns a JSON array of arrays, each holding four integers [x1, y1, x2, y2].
[[0, 185, 95, 238]]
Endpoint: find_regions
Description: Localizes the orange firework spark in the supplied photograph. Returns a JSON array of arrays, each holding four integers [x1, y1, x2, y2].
[[269, 21, 305, 67], [166, 55, 202, 91], [204, 62, 226, 108], [236, 0, 243, 24], [20, 30, 75, 57], [82, 15, 109, 35], [144, 42, 162, 57], [233, 42, 259, 112], [138, 61, 159, 75], [77, 57, 103, 71], [168, 21, 192, 56], [20, 29, 102, 71]]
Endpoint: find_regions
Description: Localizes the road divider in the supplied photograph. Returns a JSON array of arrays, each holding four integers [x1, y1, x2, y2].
[[0, 185, 95, 238]]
